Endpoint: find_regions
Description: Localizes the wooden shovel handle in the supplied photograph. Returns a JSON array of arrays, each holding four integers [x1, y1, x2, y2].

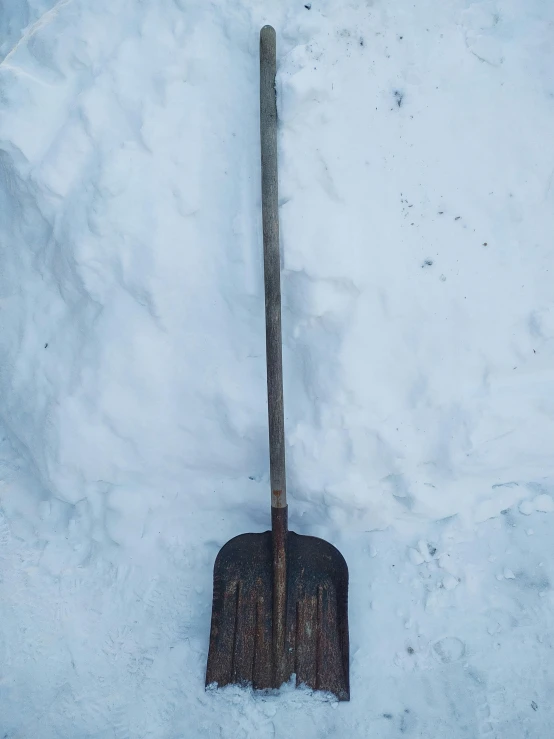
[[260, 25, 287, 511]]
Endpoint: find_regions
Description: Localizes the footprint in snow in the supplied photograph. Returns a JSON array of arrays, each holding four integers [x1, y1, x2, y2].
[[433, 636, 465, 663]]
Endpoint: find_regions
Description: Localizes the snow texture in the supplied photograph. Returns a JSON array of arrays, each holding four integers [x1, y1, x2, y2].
[[1, 0, 554, 735]]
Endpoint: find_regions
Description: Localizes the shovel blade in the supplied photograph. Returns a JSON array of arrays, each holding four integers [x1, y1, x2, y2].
[[206, 530, 349, 701]]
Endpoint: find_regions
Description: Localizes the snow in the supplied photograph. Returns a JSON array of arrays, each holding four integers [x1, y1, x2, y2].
[[1, 0, 554, 736]]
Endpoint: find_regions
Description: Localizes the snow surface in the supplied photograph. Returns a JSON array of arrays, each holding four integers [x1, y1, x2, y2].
[[1, 0, 554, 736]]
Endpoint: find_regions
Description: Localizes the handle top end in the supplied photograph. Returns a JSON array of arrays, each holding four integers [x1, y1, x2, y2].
[[260, 25, 276, 42]]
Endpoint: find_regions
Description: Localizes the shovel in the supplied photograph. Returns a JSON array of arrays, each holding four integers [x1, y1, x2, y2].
[[205, 25, 350, 701]]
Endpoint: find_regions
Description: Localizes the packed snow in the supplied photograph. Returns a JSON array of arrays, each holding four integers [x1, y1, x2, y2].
[[1, 0, 554, 736]]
